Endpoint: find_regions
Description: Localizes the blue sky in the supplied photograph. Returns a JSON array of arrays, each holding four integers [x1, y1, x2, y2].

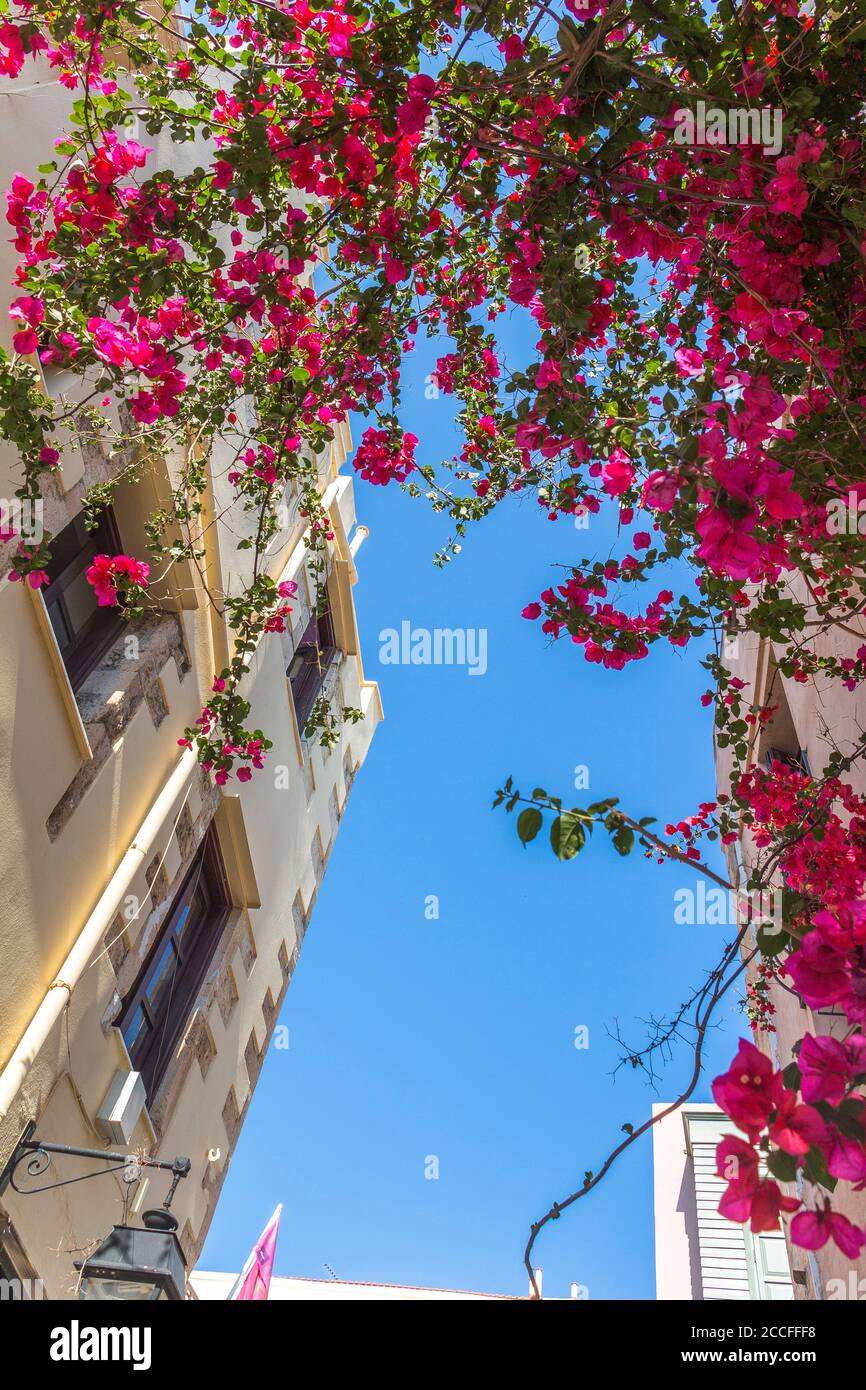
[[200, 307, 742, 1300]]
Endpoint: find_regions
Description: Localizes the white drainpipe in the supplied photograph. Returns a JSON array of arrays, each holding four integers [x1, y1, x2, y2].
[[0, 748, 197, 1124], [349, 525, 369, 560]]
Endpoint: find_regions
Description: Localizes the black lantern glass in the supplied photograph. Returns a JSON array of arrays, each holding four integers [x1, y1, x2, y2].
[[78, 1214, 186, 1301]]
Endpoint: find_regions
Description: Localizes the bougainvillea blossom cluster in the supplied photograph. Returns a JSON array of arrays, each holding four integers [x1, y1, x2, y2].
[[2, 0, 866, 1262]]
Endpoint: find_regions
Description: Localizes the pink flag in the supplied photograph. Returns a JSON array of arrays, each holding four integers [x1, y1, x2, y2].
[[228, 1204, 282, 1301]]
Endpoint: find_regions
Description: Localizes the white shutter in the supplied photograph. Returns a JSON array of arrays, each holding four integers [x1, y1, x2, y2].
[[688, 1115, 753, 1299]]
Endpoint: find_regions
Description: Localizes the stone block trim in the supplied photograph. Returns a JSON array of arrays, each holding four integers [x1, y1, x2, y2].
[[277, 939, 290, 983], [261, 986, 277, 1032], [103, 912, 131, 977], [311, 829, 324, 884], [175, 803, 196, 863], [216, 966, 239, 1030], [244, 1027, 263, 1088], [144, 853, 169, 907], [291, 891, 307, 949], [342, 745, 356, 797], [144, 679, 169, 728], [221, 1085, 242, 1148], [179, 1219, 197, 1269], [75, 610, 190, 732], [239, 917, 257, 976], [192, 1014, 217, 1082]]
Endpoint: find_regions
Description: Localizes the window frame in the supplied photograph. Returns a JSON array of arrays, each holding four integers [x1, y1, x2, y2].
[[118, 829, 231, 1102], [288, 599, 338, 731], [763, 746, 812, 778], [43, 507, 127, 692]]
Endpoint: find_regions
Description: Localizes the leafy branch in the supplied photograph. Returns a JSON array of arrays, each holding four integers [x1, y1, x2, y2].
[[493, 778, 733, 891]]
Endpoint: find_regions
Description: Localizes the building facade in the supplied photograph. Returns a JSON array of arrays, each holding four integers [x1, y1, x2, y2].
[[191, 1271, 520, 1301], [715, 610, 866, 1299], [0, 52, 380, 1298], [191, 1269, 581, 1300], [653, 1103, 793, 1301]]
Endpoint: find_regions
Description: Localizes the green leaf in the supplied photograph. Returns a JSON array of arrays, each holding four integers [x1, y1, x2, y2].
[[833, 1097, 866, 1142], [757, 923, 789, 958], [802, 1145, 837, 1193], [767, 1149, 798, 1184], [517, 807, 543, 846], [612, 825, 635, 856], [550, 811, 586, 861]]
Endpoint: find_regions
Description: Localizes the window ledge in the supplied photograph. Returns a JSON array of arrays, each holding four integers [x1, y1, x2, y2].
[[46, 612, 191, 841], [74, 611, 190, 734]]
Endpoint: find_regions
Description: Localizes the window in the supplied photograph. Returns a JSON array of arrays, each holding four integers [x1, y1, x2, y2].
[[43, 508, 126, 691], [764, 747, 812, 777], [119, 829, 230, 1101], [288, 599, 337, 730]]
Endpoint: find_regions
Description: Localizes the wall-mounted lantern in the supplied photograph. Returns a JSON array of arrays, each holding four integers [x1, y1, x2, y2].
[[77, 1209, 186, 1301], [0, 1121, 191, 1300]]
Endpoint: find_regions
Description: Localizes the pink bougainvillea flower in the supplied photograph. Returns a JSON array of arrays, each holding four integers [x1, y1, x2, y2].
[[536, 359, 562, 390], [798, 1033, 854, 1106], [85, 553, 150, 607], [641, 470, 678, 512], [600, 448, 635, 497], [791, 1207, 865, 1259], [695, 505, 761, 582], [384, 256, 408, 284], [8, 568, 49, 588], [785, 928, 851, 1008], [499, 34, 525, 62], [352, 427, 416, 486], [825, 1129, 866, 1183], [396, 73, 436, 137], [715, 1134, 759, 1210], [674, 346, 704, 377], [767, 1089, 828, 1156], [720, 1173, 799, 1233], [12, 328, 38, 354], [750, 1180, 800, 1234], [712, 1037, 782, 1140]]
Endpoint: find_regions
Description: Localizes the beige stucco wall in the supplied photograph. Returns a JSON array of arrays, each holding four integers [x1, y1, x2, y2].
[[0, 56, 380, 1297]]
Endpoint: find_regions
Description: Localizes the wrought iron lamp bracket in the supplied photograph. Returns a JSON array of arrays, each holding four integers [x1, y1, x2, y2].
[[0, 1121, 190, 1209]]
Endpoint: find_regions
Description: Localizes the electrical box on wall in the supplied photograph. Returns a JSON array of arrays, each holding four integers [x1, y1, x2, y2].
[[96, 1069, 147, 1145]]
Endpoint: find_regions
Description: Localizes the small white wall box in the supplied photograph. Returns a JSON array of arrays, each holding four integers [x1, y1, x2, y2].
[[96, 1070, 147, 1145]]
